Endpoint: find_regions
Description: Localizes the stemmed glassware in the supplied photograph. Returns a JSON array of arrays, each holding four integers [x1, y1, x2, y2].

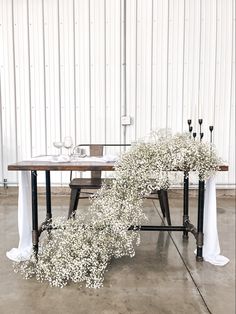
[[53, 141, 64, 156], [64, 136, 73, 156]]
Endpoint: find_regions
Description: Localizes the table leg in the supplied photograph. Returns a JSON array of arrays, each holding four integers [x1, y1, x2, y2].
[[183, 172, 189, 239], [45, 170, 52, 220], [31, 170, 38, 258], [161, 190, 171, 225], [196, 180, 205, 261]]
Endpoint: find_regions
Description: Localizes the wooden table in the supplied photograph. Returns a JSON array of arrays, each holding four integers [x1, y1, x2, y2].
[[8, 158, 228, 261]]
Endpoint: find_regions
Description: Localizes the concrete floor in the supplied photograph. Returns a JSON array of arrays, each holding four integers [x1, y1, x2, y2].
[[0, 191, 235, 314]]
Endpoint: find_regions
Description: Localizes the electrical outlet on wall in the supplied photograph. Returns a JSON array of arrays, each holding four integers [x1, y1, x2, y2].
[[121, 116, 132, 125]]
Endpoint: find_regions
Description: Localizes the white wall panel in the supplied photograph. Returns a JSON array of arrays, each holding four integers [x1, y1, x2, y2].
[[182, 0, 201, 132], [214, 0, 234, 184], [74, 0, 91, 145], [28, 0, 46, 158], [167, 0, 185, 132], [13, 0, 31, 163], [228, 0, 235, 184], [0, 0, 235, 186], [58, 0, 75, 183], [59, 0, 75, 142], [136, 0, 153, 138], [43, 0, 61, 184], [0, 75, 3, 181], [105, 0, 122, 156], [125, 0, 137, 143], [27, 0, 47, 185], [152, 0, 169, 131], [198, 0, 217, 126], [0, 0, 17, 184], [90, 0, 106, 143]]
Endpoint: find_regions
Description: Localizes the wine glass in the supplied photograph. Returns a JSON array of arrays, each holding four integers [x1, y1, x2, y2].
[[53, 141, 64, 156], [64, 136, 73, 156]]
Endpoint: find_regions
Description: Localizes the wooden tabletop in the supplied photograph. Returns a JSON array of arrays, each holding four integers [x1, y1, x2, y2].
[[8, 157, 229, 172], [8, 159, 115, 171]]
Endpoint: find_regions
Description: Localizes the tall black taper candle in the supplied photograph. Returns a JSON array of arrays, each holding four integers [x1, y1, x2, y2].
[[198, 118, 203, 132], [198, 119, 203, 141], [187, 119, 192, 134], [209, 126, 214, 144]]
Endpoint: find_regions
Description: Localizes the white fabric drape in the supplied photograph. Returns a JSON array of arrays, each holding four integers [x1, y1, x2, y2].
[[6, 171, 32, 261], [202, 176, 229, 265]]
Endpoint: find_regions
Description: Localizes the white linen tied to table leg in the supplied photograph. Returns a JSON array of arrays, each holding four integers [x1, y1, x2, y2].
[[202, 176, 229, 266], [6, 171, 32, 262]]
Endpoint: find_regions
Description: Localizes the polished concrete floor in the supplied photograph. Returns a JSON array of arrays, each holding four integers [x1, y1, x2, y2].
[[0, 190, 235, 314]]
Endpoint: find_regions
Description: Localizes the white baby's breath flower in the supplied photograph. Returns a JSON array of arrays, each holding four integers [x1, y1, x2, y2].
[[13, 131, 221, 288]]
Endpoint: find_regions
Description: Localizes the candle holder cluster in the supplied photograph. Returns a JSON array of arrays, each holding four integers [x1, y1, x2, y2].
[[187, 119, 214, 143]]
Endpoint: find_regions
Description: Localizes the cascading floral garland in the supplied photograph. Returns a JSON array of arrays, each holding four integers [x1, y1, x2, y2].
[[13, 132, 221, 288]]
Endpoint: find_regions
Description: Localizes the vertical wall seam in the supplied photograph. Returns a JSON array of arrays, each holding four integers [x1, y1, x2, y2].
[[150, 0, 154, 130], [57, 0, 62, 185], [11, 0, 18, 164], [0, 73, 4, 179], [213, 0, 218, 126], [181, 0, 186, 132], [123, 0, 127, 144], [134, 0, 138, 139], [104, 0, 107, 144], [42, 0, 47, 154], [228, 0, 235, 182], [26, 0, 32, 157], [73, 0, 76, 144], [165, 0, 170, 131], [57, 0, 62, 140], [123, 0, 127, 118], [119, 0, 122, 144], [0, 4, 4, 180], [88, 0, 92, 143], [197, 0, 202, 118]]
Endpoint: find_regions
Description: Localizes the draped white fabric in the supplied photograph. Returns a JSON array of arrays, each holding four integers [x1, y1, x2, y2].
[[202, 177, 229, 266], [6, 171, 32, 261], [6, 165, 229, 265]]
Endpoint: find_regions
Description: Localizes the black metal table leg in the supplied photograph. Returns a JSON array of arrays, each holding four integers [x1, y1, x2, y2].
[[157, 190, 171, 225], [157, 190, 166, 218], [31, 171, 38, 258], [162, 190, 171, 225], [183, 172, 189, 239], [196, 180, 205, 261], [45, 170, 52, 220]]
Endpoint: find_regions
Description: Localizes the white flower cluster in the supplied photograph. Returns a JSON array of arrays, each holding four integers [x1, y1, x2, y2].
[[13, 132, 221, 288]]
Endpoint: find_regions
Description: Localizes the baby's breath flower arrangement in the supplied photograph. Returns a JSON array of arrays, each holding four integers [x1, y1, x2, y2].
[[13, 132, 221, 288]]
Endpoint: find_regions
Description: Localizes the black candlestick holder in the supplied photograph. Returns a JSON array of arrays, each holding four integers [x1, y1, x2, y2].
[[193, 132, 197, 140], [187, 119, 192, 135]]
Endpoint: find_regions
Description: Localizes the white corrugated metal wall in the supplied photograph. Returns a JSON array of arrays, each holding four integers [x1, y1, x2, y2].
[[0, 0, 235, 186]]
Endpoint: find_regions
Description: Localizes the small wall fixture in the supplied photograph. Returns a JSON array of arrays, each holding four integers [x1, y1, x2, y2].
[[121, 116, 132, 125]]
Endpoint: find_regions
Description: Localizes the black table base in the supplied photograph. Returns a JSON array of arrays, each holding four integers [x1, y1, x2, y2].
[[31, 170, 205, 261]]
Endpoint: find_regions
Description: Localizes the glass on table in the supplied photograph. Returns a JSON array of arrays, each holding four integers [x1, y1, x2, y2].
[[53, 141, 64, 156], [64, 136, 73, 156], [70, 146, 87, 161]]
